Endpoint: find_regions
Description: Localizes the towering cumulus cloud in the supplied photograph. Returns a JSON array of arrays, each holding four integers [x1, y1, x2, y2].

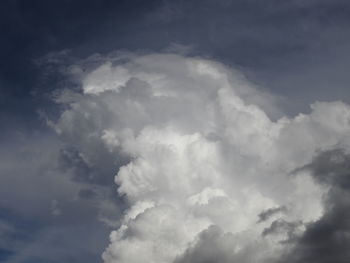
[[52, 53, 350, 263]]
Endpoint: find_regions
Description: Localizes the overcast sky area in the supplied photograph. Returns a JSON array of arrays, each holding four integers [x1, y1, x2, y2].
[[2, 1, 350, 263]]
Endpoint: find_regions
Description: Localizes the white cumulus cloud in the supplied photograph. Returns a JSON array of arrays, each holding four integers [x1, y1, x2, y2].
[[51, 53, 350, 263]]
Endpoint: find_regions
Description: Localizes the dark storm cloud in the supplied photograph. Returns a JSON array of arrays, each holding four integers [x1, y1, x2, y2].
[[282, 149, 350, 263], [284, 191, 350, 263], [304, 149, 350, 189]]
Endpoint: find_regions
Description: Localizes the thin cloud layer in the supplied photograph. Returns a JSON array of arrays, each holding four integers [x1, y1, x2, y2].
[[51, 53, 350, 263], [0, 133, 114, 263]]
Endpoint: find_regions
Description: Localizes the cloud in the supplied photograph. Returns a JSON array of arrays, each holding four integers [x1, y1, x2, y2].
[[258, 206, 287, 223], [0, 131, 121, 263], [50, 53, 350, 263], [174, 225, 275, 263], [280, 149, 350, 263]]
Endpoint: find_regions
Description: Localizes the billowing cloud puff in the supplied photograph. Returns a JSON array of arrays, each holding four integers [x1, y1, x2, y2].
[[52, 53, 350, 263]]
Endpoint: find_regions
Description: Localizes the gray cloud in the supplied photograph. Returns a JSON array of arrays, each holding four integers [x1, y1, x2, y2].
[[258, 206, 287, 223], [262, 219, 303, 242], [281, 149, 350, 263], [174, 225, 274, 263]]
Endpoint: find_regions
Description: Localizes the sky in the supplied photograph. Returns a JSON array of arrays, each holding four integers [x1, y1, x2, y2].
[[1, 0, 350, 262]]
